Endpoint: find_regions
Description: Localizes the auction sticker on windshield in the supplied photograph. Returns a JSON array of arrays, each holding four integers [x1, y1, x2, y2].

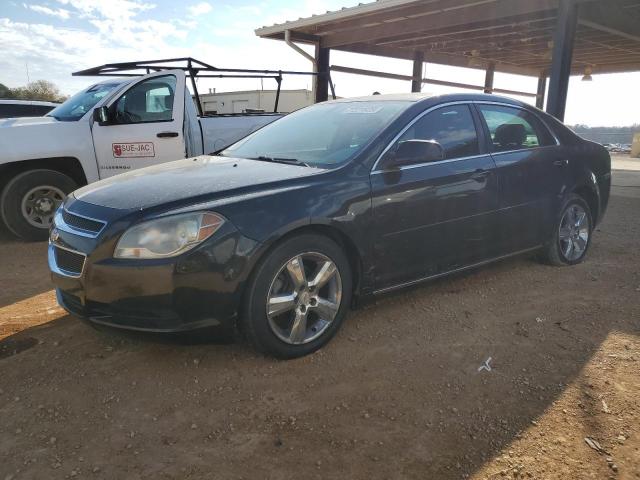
[[112, 142, 155, 158], [343, 105, 383, 114]]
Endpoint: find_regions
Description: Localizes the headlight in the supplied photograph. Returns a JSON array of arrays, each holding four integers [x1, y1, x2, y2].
[[114, 212, 224, 259]]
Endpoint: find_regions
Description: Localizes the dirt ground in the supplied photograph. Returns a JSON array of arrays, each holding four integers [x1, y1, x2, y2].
[[1, 160, 639, 480]]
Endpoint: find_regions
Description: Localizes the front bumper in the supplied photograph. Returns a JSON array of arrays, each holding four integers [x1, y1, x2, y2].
[[55, 287, 229, 332], [49, 203, 260, 333]]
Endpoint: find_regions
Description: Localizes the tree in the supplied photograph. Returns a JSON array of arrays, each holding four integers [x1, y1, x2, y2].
[[10, 80, 68, 102], [0, 83, 14, 99]]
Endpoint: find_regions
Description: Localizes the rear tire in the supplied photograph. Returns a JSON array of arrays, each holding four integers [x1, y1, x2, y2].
[[241, 234, 352, 359], [0, 169, 77, 242], [540, 193, 593, 266]]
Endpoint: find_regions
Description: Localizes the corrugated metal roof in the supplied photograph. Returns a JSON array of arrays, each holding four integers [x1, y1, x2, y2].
[[255, 0, 640, 77], [255, 0, 421, 37]]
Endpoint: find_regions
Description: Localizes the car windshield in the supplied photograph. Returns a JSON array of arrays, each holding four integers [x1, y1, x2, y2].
[[46, 82, 121, 121], [221, 101, 410, 167]]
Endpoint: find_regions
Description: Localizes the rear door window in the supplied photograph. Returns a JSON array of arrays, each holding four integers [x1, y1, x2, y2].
[[477, 105, 555, 152]]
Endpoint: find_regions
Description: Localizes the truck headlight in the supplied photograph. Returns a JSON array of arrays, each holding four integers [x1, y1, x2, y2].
[[114, 212, 224, 259]]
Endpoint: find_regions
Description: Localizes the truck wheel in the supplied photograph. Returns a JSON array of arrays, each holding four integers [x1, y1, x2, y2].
[[0, 169, 77, 241]]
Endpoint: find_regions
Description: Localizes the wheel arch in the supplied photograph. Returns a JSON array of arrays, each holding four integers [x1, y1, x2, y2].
[[242, 222, 364, 307], [570, 171, 601, 225], [0, 157, 88, 194]]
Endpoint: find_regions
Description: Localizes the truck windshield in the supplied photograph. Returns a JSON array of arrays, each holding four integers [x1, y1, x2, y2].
[[221, 101, 410, 167], [46, 82, 121, 121]]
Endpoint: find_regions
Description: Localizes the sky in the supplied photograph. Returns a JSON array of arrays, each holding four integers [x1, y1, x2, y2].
[[1, 0, 639, 127]]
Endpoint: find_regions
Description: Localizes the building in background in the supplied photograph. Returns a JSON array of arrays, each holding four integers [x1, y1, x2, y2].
[[197, 89, 314, 114]]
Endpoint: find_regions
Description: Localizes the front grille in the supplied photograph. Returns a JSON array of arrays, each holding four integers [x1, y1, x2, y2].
[[62, 210, 105, 234], [54, 247, 86, 275]]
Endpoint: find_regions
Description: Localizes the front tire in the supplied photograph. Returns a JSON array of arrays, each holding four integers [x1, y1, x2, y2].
[[541, 193, 593, 266], [0, 169, 77, 241], [242, 234, 352, 359]]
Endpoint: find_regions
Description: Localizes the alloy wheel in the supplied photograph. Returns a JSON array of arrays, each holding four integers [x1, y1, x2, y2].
[[266, 252, 342, 345], [558, 204, 590, 262]]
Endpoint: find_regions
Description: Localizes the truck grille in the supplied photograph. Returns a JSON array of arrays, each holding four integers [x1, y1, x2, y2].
[[62, 210, 105, 234], [54, 246, 86, 276]]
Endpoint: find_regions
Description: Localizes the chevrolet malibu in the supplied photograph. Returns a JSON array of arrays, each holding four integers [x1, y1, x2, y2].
[[49, 93, 611, 358]]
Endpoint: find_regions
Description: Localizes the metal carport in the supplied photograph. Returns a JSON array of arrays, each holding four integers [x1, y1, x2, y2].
[[256, 0, 640, 120]]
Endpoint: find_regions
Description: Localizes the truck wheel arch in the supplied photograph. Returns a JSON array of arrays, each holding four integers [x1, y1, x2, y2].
[[0, 157, 88, 192]]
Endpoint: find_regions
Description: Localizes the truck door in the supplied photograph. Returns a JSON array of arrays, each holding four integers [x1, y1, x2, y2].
[[91, 70, 187, 179]]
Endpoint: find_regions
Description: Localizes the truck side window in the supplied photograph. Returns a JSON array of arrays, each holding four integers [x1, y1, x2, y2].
[[31, 105, 55, 116], [113, 75, 176, 124], [0, 104, 32, 119]]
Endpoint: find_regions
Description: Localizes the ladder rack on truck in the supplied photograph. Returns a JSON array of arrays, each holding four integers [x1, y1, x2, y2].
[[72, 57, 337, 115]]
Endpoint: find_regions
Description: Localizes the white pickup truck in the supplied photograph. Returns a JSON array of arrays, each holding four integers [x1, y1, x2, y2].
[[0, 69, 283, 240]]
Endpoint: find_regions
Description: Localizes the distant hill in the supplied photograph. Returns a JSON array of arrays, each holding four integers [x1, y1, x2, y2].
[[569, 124, 639, 145]]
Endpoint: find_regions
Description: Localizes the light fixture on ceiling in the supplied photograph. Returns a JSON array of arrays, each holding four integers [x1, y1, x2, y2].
[[582, 66, 594, 81], [468, 50, 484, 68]]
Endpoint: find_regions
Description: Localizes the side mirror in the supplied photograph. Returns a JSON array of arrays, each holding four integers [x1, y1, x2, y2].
[[93, 106, 110, 125], [390, 139, 445, 167]]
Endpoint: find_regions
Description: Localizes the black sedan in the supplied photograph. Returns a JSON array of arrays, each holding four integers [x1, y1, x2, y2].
[[49, 93, 611, 358]]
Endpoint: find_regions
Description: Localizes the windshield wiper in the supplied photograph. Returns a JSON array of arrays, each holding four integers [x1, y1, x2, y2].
[[250, 156, 311, 167]]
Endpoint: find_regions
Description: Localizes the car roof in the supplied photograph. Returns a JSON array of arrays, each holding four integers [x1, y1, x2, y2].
[[327, 92, 527, 108], [329, 92, 434, 102], [0, 99, 60, 106]]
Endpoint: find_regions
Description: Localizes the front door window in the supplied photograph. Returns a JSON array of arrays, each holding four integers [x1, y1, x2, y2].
[[392, 104, 481, 160], [113, 75, 176, 124]]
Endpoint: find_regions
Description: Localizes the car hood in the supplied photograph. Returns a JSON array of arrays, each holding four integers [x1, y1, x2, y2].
[[0, 116, 59, 128], [73, 156, 322, 210]]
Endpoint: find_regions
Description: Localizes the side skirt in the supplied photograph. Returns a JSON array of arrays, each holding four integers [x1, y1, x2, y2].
[[372, 246, 543, 296]]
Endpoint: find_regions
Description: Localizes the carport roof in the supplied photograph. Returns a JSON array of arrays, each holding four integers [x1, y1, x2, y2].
[[256, 0, 640, 77]]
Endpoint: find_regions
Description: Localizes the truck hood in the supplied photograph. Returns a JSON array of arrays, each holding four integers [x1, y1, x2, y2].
[[72, 156, 322, 211], [0, 116, 59, 128], [0, 116, 94, 167]]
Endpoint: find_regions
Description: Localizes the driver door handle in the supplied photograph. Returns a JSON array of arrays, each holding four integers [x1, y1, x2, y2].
[[554, 159, 569, 167], [471, 168, 489, 181], [157, 131, 179, 138]]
